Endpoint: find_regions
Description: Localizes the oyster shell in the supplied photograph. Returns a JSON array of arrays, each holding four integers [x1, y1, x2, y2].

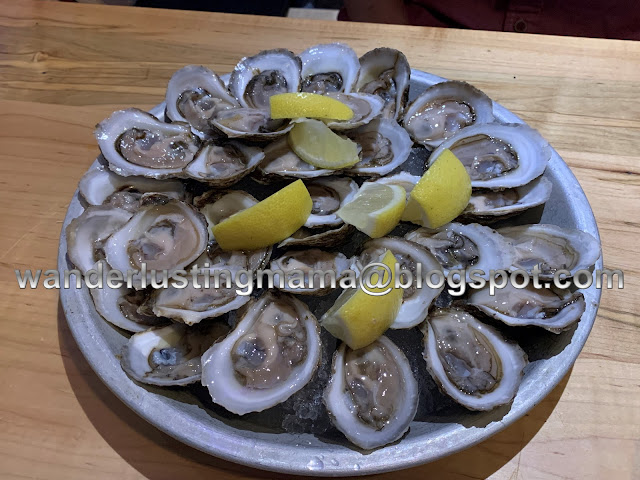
[[305, 177, 358, 228], [498, 224, 601, 278], [368, 171, 420, 200], [269, 249, 353, 295], [356, 47, 410, 120], [298, 43, 360, 94], [165, 65, 239, 137], [278, 223, 354, 249], [464, 176, 552, 221], [121, 322, 229, 386], [79, 165, 188, 208], [358, 237, 444, 329], [229, 48, 301, 109], [324, 336, 418, 449], [104, 198, 208, 281], [184, 141, 264, 186], [467, 283, 585, 333], [428, 123, 550, 189], [201, 292, 321, 414], [404, 81, 494, 148], [210, 107, 293, 141], [325, 93, 385, 131], [66, 206, 133, 274], [95, 108, 200, 178], [423, 308, 527, 410], [346, 119, 413, 176], [257, 137, 334, 181], [405, 223, 515, 279]]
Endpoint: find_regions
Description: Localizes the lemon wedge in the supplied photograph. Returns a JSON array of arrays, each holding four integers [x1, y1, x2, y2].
[[212, 179, 312, 250], [320, 250, 402, 350], [270, 92, 354, 120], [288, 119, 360, 169], [336, 183, 406, 238], [402, 148, 471, 228]]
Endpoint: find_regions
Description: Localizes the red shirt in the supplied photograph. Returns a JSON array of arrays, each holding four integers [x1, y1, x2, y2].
[[339, 0, 640, 40]]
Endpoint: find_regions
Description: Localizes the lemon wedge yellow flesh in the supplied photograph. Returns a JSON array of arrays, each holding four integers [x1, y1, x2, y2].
[[211, 179, 312, 250], [269, 92, 354, 120], [402, 148, 471, 228], [288, 119, 360, 170], [321, 250, 402, 350], [337, 183, 406, 238]]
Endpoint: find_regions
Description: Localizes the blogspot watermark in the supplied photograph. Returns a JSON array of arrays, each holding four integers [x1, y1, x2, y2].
[[14, 262, 624, 297]]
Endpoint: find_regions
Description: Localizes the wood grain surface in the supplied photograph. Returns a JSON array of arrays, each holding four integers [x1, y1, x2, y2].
[[0, 1, 638, 479]]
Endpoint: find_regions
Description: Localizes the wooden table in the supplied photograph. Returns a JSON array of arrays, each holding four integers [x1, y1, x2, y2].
[[0, 1, 638, 478]]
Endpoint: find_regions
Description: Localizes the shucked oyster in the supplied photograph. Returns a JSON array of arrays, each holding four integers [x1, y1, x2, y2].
[[121, 322, 229, 386], [229, 48, 301, 109], [405, 223, 515, 279], [467, 283, 586, 333], [104, 197, 208, 283], [269, 249, 353, 295], [324, 93, 385, 131], [165, 65, 239, 137], [95, 108, 200, 178], [498, 224, 601, 278], [201, 292, 321, 414], [358, 237, 443, 329], [423, 308, 527, 410], [257, 137, 334, 181], [305, 177, 358, 228], [184, 141, 264, 186], [428, 123, 550, 189], [324, 336, 419, 449], [298, 43, 360, 94], [79, 165, 187, 209], [404, 81, 494, 148], [464, 176, 552, 221], [356, 47, 410, 121], [346, 119, 413, 176]]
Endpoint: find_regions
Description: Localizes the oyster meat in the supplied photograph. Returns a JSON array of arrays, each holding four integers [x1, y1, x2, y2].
[[324, 336, 418, 449], [423, 308, 527, 410], [305, 177, 358, 228], [201, 292, 321, 414], [121, 322, 229, 386], [467, 283, 586, 333], [404, 81, 494, 148], [298, 43, 360, 94], [184, 141, 264, 186]]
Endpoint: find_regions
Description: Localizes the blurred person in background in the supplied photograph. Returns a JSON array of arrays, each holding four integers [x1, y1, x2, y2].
[[340, 0, 640, 40]]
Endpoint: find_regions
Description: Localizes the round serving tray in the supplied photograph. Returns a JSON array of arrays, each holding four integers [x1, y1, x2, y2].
[[59, 70, 602, 476]]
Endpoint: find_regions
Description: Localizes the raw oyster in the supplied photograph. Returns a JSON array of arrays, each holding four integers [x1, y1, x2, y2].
[[404, 81, 494, 148], [165, 65, 239, 137], [201, 292, 321, 414], [104, 197, 208, 280], [194, 190, 272, 269], [467, 283, 585, 333], [298, 43, 360, 94], [325, 93, 385, 131], [210, 107, 293, 141], [405, 223, 515, 279], [79, 165, 187, 208], [95, 108, 200, 178], [269, 249, 353, 295], [121, 322, 229, 386], [368, 171, 420, 200], [423, 308, 527, 410], [357, 238, 443, 329], [305, 177, 358, 228], [229, 48, 301, 109], [324, 336, 418, 449], [356, 47, 410, 120], [66, 206, 133, 274], [498, 224, 601, 278], [346, 119, 413, 176], [184, 141, 264, 186], [257, 137, 334, 181], [428, 123, 550, 189], [278, 223, 354, 249], [464, 176, 552, 221]]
